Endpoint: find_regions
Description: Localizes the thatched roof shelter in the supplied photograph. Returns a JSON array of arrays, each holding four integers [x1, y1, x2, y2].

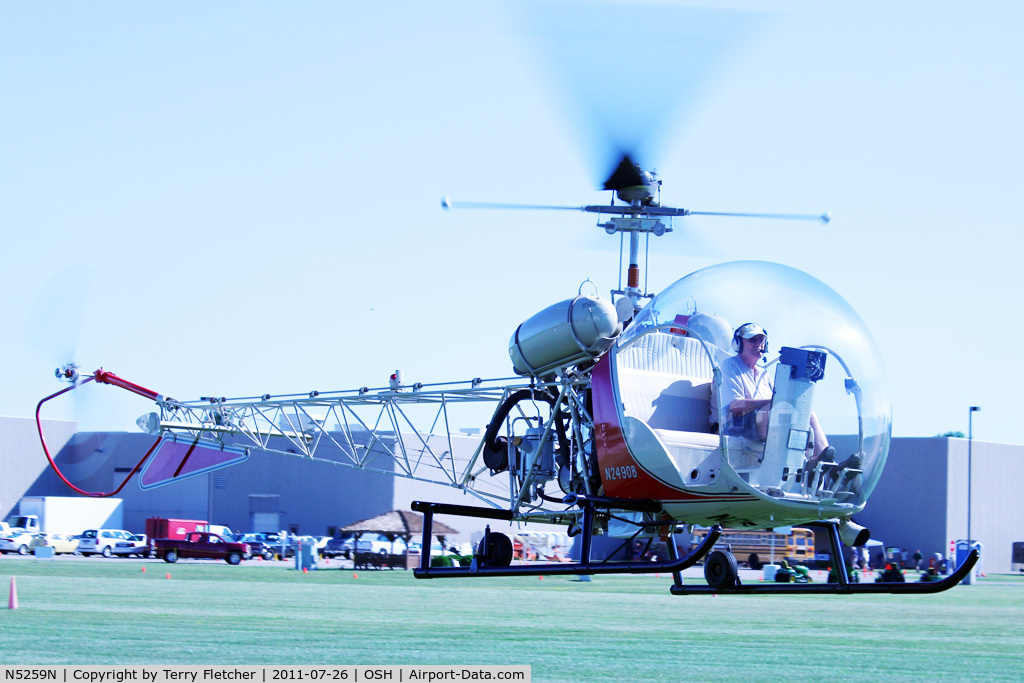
[[339, 509, 458, 545]]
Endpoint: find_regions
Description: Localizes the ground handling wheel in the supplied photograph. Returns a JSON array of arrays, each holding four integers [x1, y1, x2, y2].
[[475, 530, 513, 568], [704, 550, 740, 590]]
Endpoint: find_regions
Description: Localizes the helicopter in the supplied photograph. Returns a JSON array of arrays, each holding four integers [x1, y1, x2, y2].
[[37, 151, 978, 595], [33, 3, 979, 595]]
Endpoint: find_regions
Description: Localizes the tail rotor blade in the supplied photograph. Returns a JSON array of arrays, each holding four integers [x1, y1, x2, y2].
[[23, 266, 93, 364]]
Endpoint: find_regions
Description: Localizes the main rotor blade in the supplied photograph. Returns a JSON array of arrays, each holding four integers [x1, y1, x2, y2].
[[441, 197, 582, 212], [688, 210, 831, 224], [443, 197, 830, 224], [515, 3, 769, 189]]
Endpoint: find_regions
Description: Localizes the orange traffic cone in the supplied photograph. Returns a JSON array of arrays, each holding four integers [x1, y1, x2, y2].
[[8, 577, 18, 610], [165, 573, 171, 579], [302, 567, 308, 574], [141, 566, 147, 573], [352, 573, 358, 579]]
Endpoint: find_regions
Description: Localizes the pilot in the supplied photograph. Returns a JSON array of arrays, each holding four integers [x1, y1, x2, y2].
[[711, 322, 836, 464]]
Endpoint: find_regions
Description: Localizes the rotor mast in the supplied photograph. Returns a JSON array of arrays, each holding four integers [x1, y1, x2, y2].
[[600, 210, 667, 314], [627, 228, 642, 307], [595, 156, 668, 312]]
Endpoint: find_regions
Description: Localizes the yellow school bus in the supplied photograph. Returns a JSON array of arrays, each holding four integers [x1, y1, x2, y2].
[[693, 526, 815, 568]]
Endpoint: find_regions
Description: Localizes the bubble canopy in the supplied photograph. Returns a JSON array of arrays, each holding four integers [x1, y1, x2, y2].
[[620, 261, 891, 503]]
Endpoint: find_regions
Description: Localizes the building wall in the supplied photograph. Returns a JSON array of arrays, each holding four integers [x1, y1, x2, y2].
[[853, 437, 951, 565], [854, 436, 1024, 573], [23, 431, 210, 529], [13, 427, 400, 538], [6, 416, 1024, 571], [198, 443, 397, 537], [943, 439, 1024, 574], [1, 416, 77, 519]]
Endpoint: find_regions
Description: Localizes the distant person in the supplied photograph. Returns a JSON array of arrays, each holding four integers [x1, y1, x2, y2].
[[878, 563, 905, 582], [913, 549, 923, 570]]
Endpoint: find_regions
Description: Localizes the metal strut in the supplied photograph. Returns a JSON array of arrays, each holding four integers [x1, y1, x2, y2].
[[410, 499, 721, 580]]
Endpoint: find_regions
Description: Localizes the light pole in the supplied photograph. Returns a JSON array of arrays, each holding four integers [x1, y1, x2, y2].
[[960, 405, 981, 586], [967, 406, 980, 549]]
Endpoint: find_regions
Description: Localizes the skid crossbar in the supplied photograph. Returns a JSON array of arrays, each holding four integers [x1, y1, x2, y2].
[[411, 500, 721, 579]]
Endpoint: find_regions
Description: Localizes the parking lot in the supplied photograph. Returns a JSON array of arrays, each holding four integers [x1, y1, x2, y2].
[[0, 548, 866, 582]]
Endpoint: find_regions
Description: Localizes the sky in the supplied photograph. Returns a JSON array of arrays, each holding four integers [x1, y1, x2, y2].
[[2, 0, 1021, 446]]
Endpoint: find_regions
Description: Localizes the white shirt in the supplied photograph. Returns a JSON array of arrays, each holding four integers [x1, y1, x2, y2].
[[710, 354, 774, 425]]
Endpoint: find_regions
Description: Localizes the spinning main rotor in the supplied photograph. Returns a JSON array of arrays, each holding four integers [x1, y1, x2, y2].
[[443, 152, 830, 311]]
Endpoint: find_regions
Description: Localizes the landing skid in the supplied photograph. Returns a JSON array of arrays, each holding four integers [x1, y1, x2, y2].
[[410, 502, 980, 596], [411, 499, 722, 580], [671, 521, 981, 595]]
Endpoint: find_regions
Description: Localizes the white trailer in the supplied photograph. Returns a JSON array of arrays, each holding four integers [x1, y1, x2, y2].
[[17, 496, 124, 536]]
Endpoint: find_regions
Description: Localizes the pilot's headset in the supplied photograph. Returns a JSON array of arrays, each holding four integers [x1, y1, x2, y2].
[[732, 322, 769, 354]]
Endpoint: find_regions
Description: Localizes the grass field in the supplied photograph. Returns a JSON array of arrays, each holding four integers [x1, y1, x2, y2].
[[2, 557, 1023, 681]]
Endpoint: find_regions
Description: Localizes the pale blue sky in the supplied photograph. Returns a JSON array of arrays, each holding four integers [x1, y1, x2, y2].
[[2, 1, 1020, 445]]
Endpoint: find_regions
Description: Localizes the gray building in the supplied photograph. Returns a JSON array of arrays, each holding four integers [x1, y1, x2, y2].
[[847, 436, 1024, 574], [4, 416, 1023, 571], [4, 416, 491, 542], [3, 416, 77, 514]]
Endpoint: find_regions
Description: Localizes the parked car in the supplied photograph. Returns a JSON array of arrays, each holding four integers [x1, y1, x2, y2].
[[264, 536, 288, 557], [0, 532, 36, 555], [111, 533, 149, 557], [350, 534, 409, 570], [355, 533, 407, 555], [29, 533, 80, 555], [78, 529, 137, 557], [408, 540, 452, 557], [262, 534, 294, 558], [234, 533, 273, 560], [321, 536, 354, 559], [153, 532, 249, 565]]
